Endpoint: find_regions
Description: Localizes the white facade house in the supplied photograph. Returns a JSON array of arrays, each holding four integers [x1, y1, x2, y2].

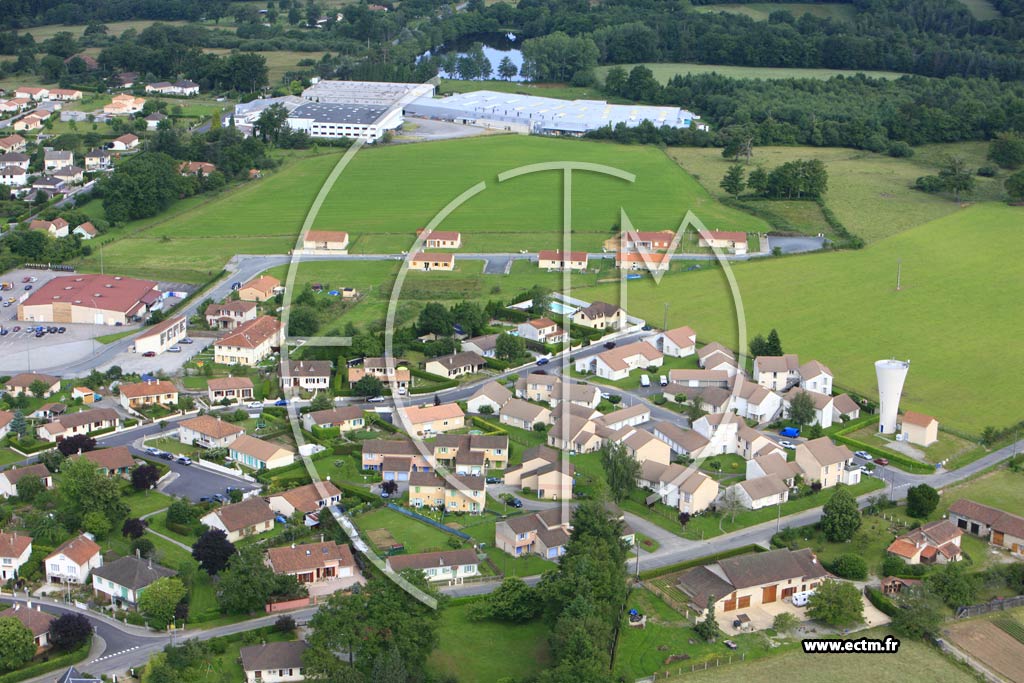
[[286, 102, 403, 142], [645, 326, 697, 358], [574, 341, 663, 381], [44, 535, 102, 584], [0, 532, 33, 581]]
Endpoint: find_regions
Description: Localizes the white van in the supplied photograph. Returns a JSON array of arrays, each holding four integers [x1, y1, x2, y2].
[[659, 375, 668, 387], [791, 590, 814, 607], [640, 375, 651, 388]]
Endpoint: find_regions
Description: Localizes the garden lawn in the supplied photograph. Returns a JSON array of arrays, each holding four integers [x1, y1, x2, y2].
[[123, 490, 174, 518], [597, 60, 904, 82], [783, 515, 899, 577], [0, 449, 25, 467], [669, 143, 1004, 243], [845, 424, 979, 465], [356, 507, 456, 554], [459, 515, 558, 577], [314, 135, 767, 254], [427, 601, 551, 682], [574, 203, 1024, 436]]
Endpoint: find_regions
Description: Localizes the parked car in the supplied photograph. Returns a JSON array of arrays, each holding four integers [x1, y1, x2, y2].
[[21, 277, 30, 283], [225, 486, 239, 494], [230, 282, 241, 290], [779, 440, 796, 449], [180, 337, 193, 344], [167, 345, 182, 353], [23, 285, 32, 290], [510, 497, 523, 508], [874, 458, 889, 467], [640, 375, 651, 388], [57, 327, 66, 333], [159, 451, 174, 461], [536, 357, 550, 366], [246, 401, 263, 409], [0, 328, 7, 336], [659, 375, 668, 387], [35, 331, 44, 337], [779, 427, 800, 438], [2, 302, 9, 308], [145, 447, 160, 455], [604, 341, 617, 349], [600, 392, 611, 400], [397, 387, 407, 396], [142, 351, 156, 357], [485, 477, 501, 484], [47, 326, 57, 333], [641, 324, 652, 331], [12, 326, 20, 332], [177, 456, 193, 465], [274, 399, 288, 406], [211, 493, 227, 503], [367, 396, 386, 403], [854, 450, 873, 461]]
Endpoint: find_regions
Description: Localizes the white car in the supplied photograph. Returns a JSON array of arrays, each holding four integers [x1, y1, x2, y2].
[[367, 396, 386, 403], [600, 392, 611, 400], [779, 440, 796, 449], [854, 450, 873, 461], [397, 387, 407, 396], [247, 401, 263, 409], [167, 345, 182, 353]]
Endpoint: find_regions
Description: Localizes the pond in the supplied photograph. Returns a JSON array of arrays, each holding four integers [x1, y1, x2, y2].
[[418, 32, 525, 82]]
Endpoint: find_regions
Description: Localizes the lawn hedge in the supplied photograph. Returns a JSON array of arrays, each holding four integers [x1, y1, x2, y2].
[[864, 586, 899, 617]]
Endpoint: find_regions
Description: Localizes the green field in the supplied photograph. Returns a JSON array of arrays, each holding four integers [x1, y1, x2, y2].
[[428, 602, 551, 681], [357, 507, 456, 553], [938, 470, 1024, 518], [439, 78, 629, 103], [20, 19, 190, 40], [669, 144, 1004, 243], [692, 2, 858, 22], [597, 62, 906, 83], [313, 136, 767, 253], [579, 203, 1024, 435], [958, 0, 1001, 20], [204, 49, 321, 85]]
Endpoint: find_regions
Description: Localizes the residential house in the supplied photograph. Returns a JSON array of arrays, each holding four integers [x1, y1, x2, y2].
[[213, 316, 283, 366], [901, 412, 939, 447], [448, 433, 511, 472], [782, 387, 836, 429], [698, 230, 748, 254], [204, 300, 258, 330], [44, 150, 73, 170], [799, 360, 833, 395], [832, 394, 861, 421], [645, 326, 697, 357], [880, 576, 923, 596], [0, 100, 29, 114], [32, 400, 69, 417], [4, 372, 61, 397], [503, 446, 573, 500], [13, 113, 46, 132], [698, 342, 737, 370], [178, 414, 244, 448], [574, 341, 663, 381], [103, 94, 145, 115], [228, 435, 295, 471], [0, 464, 53, 498], [466, 381, 511, 414], [386, 548, 480, 583], [44, 534, 102, 584], [84, 148, 112, 171], [407, 471, 486, 514], [360, 439, 432, 475], [887, 520, 963, 565], [114, 72, 139, 88], [267, 541, 358, 586], [30, 218, 70, 238], [537, 250, 587, 271], [615, 250, 672, 272], [144, 112, 167, 130], [515, 372, 559, 402], [400, 402, 465, 435], [131, 311, 184, 354], [240, 641, 308, 683], [547, 382, 601, 410], [571, 301, 625, 330], [64, 53, 99, 69], [461, 333, 499, 358], [280, 359, 332, 391], [0, 605, 54, 649], [637, 461, 718, 513], [424, 351, 486, 378], [0, 152, 30, 169], [48, 88, 83, 101], [108, 134, 139, 151], [595, 404, 650, 431], [517, 318, 568, 344], [118, 380, 179, 410], [794, 437, 861, 488], [746, 451, 802, 487], [346, 357, 411, 390], [268, 481, 343, 519], [948, 499, 1024, 554], [38, 409, 120, 442], [0, 532, 33, 581], [408, 252, 455, 271], [15, 87, 48, 100], [499, 398, 551, 430], [605, 427, 672, 467], [692, 412, 743, 455], [675, 548, 828, 617], [415, 229, 462, 249], [73, 222, 98, 239], [302, 406, 364, 433], [200, 497, 276, 542], [179, 161, 216, 176], [92, 555, 176, 607], [496, 508, 571, 560], [729, 379, 783, 423], [652, 421, 710, 457], [78, 446, 135, 478], [548, 414, 601, 454], [301, 230, 349, 251], [0, 411, 12, 439], [207, 376, 255, 404], [754, 355, 802, 392], [0, 165, 27, 187], [624, 230, 675, 251], [54, 167, 85, 185], [238, 275, 281, 302], [0, 135, 27, 153]]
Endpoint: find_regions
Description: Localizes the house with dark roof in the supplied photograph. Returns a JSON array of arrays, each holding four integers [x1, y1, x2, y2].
[[676, 548, 829, 617], [280, 359, 332, 391], [92, 555, 176, 607], [424, 351, 486, 379], [37, 408, 121, 443], [0, 605, 54, 649], [204, 300, 257, 330], [240, 641, 307, 683], [385, 549, 479, 583], [948, 499, 1024, 555], [302, 406, 364, 433], [571, 301, 625, 330]]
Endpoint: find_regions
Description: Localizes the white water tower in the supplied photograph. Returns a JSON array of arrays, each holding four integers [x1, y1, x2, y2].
[[875, 359, 910, 434]]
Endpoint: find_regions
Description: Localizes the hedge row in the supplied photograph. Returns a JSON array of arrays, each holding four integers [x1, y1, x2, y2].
[[408, 367, 458, 394], [831, 427, 934, 474], [638, 544, 767, 581], [864, 586, 899, 617], [0, 639, 91, 683]]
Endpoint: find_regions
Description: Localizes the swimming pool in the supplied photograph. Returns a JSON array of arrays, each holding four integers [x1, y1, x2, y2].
[[549, 301, 578, 316]]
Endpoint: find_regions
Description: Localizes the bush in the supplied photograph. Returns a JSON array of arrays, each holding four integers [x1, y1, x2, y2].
[[864, 586, 898, 617], [274, 615, 296, 632], [831, 554, 868, 580], [131, 537, 156, 558]]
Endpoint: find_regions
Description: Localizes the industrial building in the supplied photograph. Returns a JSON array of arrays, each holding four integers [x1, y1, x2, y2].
[[222, 96, 306, 136], [405, 90, 704, 136], [301, 80, 435, 106], [18, 274, 162, 325], [285, 102, 403, 142]]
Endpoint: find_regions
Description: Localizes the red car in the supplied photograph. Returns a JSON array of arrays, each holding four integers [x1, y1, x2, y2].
[[21, 277, 30, 283], [874, 458, 889, 467], [142, 351, 157, 357]]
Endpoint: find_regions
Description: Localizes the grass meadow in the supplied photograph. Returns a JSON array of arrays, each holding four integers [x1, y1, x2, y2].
[[596, 62, 906, 82], [314, 135, 768, 254], [692, 2, 858, 22], [204, 49, 322, 85], [577, 202, 1024, 436]]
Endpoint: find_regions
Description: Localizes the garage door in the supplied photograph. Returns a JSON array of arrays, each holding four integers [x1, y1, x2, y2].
[[398, 472, 408, 482], [782, 587, 796, 599], [383, 472, 395, 481], [723, 599, 737, 612], [737, 596, 751, 609], [762, 585, 777, 604]]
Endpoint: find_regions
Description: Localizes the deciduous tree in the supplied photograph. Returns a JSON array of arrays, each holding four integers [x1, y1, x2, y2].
[[807, 579, 863, 627], [192, 528, 236, 575], [906, 484, 939, 518], [720, 164, 746, 198], [131, 463, 160, 491], [787, 390, 816, 427], [48, 613, 93, 650], [599, 441, 639, 503], [138, 577, 187, 627], [0, 617, 36, 671], [821, 486, 861, 542]]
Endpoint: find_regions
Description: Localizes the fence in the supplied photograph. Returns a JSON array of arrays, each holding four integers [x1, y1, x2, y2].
[[197, 458, 258, 482], [636, 654, 748, 682], [386, 503, 472, 540], [955, 595, 1024, 619]]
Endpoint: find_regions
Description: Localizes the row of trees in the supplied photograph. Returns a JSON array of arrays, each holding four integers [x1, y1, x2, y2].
[[721, 159, 830, 200]]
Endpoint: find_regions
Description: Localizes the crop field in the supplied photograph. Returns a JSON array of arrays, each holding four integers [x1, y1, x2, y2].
[[596, 62, 906, 82], [669, 144, 1004, 243], [945, 618, 1024, 683], [313, 136, 768, 254], [692, 2, 858, 22], [577, 203, 1024, 435]]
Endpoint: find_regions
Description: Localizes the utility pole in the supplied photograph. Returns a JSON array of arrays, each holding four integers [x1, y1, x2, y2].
[[776, 499, 782, 532], [662, 302, 668, 331], [895, 258, 902, 291]]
